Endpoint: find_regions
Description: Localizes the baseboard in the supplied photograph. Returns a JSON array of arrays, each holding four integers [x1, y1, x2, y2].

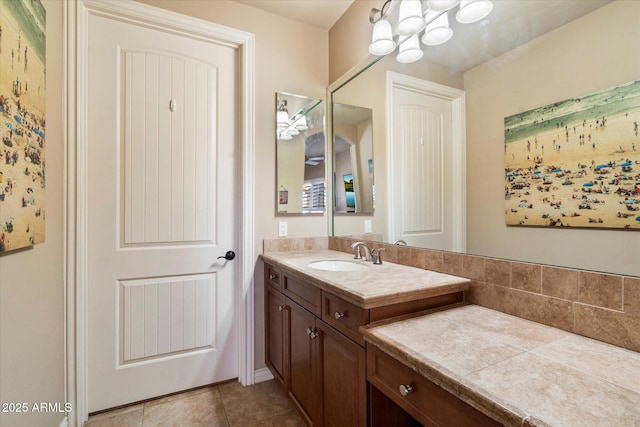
[[254, 367, 274, 383], [59, 416, 69, 427]]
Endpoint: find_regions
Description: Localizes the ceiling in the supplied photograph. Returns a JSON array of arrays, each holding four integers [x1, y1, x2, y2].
[[232, 0, 355, 30]]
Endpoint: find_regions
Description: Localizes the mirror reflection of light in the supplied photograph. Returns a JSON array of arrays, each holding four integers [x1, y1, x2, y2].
[[369, 0, 493, 63]]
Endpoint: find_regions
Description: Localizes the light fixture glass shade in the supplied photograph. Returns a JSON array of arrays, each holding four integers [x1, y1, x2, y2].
[[397, 0, 426, 37], [396, 35, 423, 63], [277, 110, 288, 126], [456, 0, 493, 23], [368, 18, 396, 56], [421, 13, 453, 46], [294, 115, 308, 131], [427, 0, 460, 12]]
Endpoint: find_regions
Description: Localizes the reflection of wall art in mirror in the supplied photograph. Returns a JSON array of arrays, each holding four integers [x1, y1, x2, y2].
[[279, 186, 288, 205], [505, 79, 640, 230], [343, 173, 355, 210], [0, 0, 47, 253], [275, 92, 326, 215]]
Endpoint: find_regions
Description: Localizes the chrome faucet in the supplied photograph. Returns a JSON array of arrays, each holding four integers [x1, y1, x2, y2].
[[350, 241, 372, 261], [393, 239, 407, 245]]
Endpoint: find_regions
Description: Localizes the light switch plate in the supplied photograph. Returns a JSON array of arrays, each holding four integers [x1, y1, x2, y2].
[[278, 221, 288, 237], [364, 220, 372, 233]]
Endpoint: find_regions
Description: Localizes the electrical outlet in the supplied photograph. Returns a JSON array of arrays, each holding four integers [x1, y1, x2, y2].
[[278, 221, 288, 237], [364, 220, 372, 233]]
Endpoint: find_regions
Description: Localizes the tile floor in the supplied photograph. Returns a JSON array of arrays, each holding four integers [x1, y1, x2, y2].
[[85, 380, 305, 427]]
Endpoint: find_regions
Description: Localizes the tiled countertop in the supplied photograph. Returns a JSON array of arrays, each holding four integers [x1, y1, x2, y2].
[[260, 250, 470, 308], [361, 304, 640, 426]]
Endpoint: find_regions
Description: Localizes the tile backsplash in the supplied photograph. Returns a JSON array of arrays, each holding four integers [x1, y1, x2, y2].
[[261, 236, 639, 353], [326, 237, 640, 353]]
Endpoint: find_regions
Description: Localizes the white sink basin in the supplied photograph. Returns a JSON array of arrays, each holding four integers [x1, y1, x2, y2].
[[307, 260, 368, 272]]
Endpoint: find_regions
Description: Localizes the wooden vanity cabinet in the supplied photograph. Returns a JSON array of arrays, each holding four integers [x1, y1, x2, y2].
[[263, 262, 464, 427], [265, 265, 367, 427], [265, 284, 286, 386], [368, 346, 501, 427], [286, 298, 367, 427]]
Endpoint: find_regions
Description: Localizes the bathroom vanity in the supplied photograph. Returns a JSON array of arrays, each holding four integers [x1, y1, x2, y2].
[[261, 248, 640, 427], [260, 249, 471, 426]]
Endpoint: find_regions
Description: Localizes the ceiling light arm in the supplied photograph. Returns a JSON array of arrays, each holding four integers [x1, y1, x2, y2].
[[369, 0, 393, 24]]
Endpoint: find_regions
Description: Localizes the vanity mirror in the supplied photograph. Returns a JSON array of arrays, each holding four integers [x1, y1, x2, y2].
[[330, 0, 640, 277], [276, 92, 326, 215]]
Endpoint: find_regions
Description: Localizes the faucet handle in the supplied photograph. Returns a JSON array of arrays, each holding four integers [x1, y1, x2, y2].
[[372, 247, 386, 265]]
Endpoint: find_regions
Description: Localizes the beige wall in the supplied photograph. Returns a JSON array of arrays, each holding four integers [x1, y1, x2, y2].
[[1, 0, 331, 421], [465, 0, 640, 277], [0, 1, 65, 426]]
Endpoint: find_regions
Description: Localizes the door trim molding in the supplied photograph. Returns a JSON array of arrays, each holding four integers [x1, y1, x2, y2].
[[64, 1, 255, 424], [386, 71, 466, 252]]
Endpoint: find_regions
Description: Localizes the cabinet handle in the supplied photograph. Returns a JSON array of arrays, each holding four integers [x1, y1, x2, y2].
[[278, 305, 284, 312], [399, 384, 413, 396], [269, 273, 279, 280], [306, 327, 319, 339], [334, 311, 345, 320]]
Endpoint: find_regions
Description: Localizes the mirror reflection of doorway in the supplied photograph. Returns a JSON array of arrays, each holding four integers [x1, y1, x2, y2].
[[332, 103, 374, 214]]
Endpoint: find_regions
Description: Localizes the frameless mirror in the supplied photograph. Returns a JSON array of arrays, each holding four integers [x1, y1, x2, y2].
[[333, 103, 374, 214], [276, 92, 326, 215], [330, 0, 640, 277]]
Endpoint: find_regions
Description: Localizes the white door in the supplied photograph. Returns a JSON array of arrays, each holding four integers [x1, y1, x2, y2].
[[87, 13, 238, 412], [388, 74, 465, 251]]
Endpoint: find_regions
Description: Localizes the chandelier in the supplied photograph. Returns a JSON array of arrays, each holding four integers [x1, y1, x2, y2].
[[369, 0, 493, 63]]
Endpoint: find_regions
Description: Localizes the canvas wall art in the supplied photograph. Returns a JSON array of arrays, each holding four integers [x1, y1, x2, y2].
[[0, 0, 46, 253], [505, 80, 640, 230]]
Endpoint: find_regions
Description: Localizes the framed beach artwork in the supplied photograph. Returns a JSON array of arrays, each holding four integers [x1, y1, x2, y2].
[[0, 0, 46, 253], [505, 80, 640, 230]]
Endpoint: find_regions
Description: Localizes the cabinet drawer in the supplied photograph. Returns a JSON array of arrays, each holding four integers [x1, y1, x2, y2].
[[367, 346, 501, 427], [283, 274, 322, 316], [265, 263, 282, 290], [322, 292, 368, 346]]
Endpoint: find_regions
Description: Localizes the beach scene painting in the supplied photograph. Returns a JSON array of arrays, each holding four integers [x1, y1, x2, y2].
[[0, 0, 46, 253], [505, 80, 640, 230]]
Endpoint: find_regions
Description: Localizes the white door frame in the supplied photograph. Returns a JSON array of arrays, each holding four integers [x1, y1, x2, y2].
[[63, 1, 255, 425], [386, 71, 466, 252]]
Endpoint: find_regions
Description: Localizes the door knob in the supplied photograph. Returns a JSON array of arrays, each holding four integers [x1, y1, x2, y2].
[[217, 250, 236, 261]]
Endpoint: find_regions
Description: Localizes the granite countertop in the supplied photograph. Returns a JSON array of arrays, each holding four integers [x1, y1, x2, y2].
[[361, 304, 640, 426], [260, 250, 470, 309]]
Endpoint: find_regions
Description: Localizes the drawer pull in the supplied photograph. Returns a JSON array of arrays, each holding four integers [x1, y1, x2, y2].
[[399, 384, 413, 396], [306, 327, 319, 339], [334, 311, 345, 320], [278, 305, 284, 312], [269, 273, 279, 280]]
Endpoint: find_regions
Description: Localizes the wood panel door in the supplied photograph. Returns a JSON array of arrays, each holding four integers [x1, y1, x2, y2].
[[286, 298, 318, 426], [87, 12, 239, 412], [317, 320, 367, 427], [265, 284, 286, 386]]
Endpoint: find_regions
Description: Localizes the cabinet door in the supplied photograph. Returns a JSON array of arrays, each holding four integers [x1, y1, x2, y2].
[[287, 298, 318, 426], [317, 320, 367, 427], [265, 285, 286, 386]]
